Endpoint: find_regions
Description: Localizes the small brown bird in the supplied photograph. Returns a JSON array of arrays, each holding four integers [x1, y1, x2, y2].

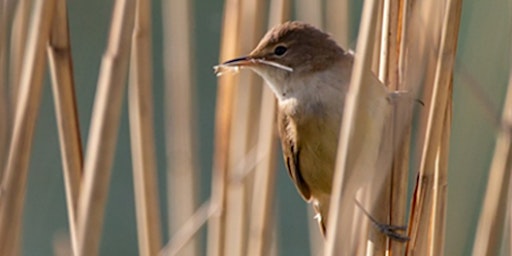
[[215, 21, 394, 236]]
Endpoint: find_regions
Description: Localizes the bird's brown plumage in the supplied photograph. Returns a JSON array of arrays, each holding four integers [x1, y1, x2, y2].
[[216, 20, 391, 237]]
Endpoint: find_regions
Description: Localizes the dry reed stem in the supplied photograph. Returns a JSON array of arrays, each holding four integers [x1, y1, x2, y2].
[[0, 0, 56, 254], [206, 0, 241, 255], [222, 0, 265, 255], [387, 2, 411, 255], [325, 0, 350, 48], [364, 1, 388, 254], [405, 0, 461, 254], [76, 0, 135, 255], [46, 0, 83, 253], [8, 0, 30, 108], [246, 1, 289, 254], [0, 0, 17, 179], [471, 45, 512, 256], [324, 0, 381, 254], [128, 0, 162, 255], [374, 0, 411, 255], [162, 0, 199, 254]]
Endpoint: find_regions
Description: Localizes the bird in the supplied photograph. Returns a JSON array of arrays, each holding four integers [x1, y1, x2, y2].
[[215, 21, 398, 237]]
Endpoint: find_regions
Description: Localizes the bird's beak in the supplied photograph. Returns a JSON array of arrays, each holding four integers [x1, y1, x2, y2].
[[214, 56, 258, 76], [214, 55, 293, 76], [221, 56, 257, 67]]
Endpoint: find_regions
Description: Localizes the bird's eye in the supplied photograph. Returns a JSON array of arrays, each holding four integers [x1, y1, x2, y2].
[[274, 45, 287, 56]]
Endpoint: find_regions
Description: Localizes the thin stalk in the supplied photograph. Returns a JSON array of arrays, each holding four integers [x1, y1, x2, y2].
[[0, 0, 56, 254], [76, 0, 135, 255], [9, 0, 30, 108], [472, 42, 512, 256], [406, 0, 462, 254], [128, 0, 162, 255], [206, 0, 242, 255], [223, 0, 265, 255], [0, 0, 18, 179], [47, 0, 83, 254], [244, 0, 290, 251], [324, 0, 384, 254], [162, 0, 199, 254]]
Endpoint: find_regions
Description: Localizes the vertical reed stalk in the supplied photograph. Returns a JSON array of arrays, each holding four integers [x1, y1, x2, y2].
[[324, 0, 382, 254], [472, 42, 512, 256], [162, 0, 199, 254], [206, 0, 241, 255], [0, 0, 56, 255], [406, 0, 462, 254], [128, 0, 162, 255], [246, 1, 290, 255], [0, 0, 17, 179], [47, 0, 83, 254], [9, 0, 30, 108], [223, 0, 265, 255], [76, 1, 135, 255]]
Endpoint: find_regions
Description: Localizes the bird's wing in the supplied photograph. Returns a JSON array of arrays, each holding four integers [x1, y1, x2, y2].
[[277, 111, 312, 201]]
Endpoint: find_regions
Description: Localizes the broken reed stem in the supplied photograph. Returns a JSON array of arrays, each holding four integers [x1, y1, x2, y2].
[[471, 41, 512, 256], [206, 0, 241, 255], [406, 0, 461, 254], [162, 0, 199, 255], [324, 0, 381, 255], [0, 0, 56, 255], [46, 0, 83, 254], [76, 0, 135, 255], [128, 0, 162, 255]]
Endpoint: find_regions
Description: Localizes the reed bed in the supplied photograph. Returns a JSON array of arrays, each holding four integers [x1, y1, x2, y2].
[[0, 0, 509, 255]]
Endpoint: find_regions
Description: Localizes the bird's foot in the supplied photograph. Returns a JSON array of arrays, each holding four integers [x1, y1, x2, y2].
[[354, 199, 409, 242]]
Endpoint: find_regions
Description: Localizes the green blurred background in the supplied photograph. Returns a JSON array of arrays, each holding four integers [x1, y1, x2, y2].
[[21, 0, 511, 255]]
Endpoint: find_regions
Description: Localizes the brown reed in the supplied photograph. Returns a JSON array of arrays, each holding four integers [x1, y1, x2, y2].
[[76, 0, 135, 255], [128, 0, 163, 255], [0, 0, 56, 255], [162, 0, 200, 255], [46, 0, 83, 254]]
